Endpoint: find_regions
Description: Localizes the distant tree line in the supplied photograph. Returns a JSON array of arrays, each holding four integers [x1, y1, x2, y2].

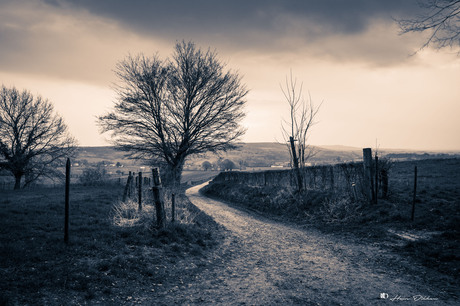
[[201, 159, 240, 171]]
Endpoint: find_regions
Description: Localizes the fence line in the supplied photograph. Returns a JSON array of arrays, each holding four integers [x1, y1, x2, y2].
[[212, 162, 366, 199]]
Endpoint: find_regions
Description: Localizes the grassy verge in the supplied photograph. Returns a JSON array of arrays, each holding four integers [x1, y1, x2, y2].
[[0, 183, 221, 305], [202, 158, 460, 289]]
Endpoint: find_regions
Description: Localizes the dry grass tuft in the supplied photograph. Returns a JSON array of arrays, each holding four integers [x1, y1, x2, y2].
[[316, 197, 362, 223], [111, 200, 154, 228]]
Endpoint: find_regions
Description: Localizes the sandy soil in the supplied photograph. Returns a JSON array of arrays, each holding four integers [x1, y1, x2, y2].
[[147, 183, 455, 305]]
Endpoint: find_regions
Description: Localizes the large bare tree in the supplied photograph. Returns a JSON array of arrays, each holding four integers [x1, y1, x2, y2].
[[281, 72, 321, 192], [398, 0, 460, 51], [98, 41, 247, 186], [0, 85, 77, 189]]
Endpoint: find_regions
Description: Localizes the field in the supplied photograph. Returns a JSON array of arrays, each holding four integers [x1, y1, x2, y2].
[[181, 170, 220, 185], [2, 143, 454, 189], [202, 158, 460, 296], [0, 183, 222, 304], [1, 145, 459, 303]]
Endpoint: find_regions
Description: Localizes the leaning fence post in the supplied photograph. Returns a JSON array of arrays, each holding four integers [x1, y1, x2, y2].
[[411, 166, 418, 222], [64, 158, 71, 244], [363, 148, 373, 203], [138, 171, 142, 211], [152, 168, 166, 228]]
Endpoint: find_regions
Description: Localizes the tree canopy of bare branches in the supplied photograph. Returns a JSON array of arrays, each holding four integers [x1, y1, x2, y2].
[[0, 85, 77, 189], [281, 72, 321, 191], [398, 0, 460, 51], [98, 41, 247, 186]]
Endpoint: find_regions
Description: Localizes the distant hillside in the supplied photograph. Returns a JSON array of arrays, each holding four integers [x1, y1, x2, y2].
[[74, 144, 460, 171], [316, 145, 362, 152], [74, 147, 132, 165]]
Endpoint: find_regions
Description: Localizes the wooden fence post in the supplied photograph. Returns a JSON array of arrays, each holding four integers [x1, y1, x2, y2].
[[289, 136, 303, 192], [363, 148, 373, 203], [152, 168, 166, 228], [171, 193, 176, 223], [122, 174, 132, 202], [138, 171, 142, 211], [329, 166, 335, 191], [411, 166, 417, 222], [381, 168, 389, 198], [127, 171, 132, 199], [375, 155, 379, 204], [64, 158, 70, 244], [130, 171, 135, 198]]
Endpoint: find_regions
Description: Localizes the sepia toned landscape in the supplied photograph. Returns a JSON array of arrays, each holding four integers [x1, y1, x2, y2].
[[1, 145, 459, 304], [1, 0, 460, 305]]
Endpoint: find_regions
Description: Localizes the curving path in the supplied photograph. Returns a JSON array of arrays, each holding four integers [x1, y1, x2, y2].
[[159, 183, 453, 305]]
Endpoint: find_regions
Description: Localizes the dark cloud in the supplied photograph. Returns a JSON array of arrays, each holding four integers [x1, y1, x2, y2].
[[0, 0, 425, 85], [47, 0, 419, 43]]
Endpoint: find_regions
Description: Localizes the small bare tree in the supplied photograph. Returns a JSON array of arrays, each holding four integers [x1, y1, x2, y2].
[[0, 85, 77, 189], [281, 72, 321, 192], [99, 41, 247, 186], [398, 0, 460, 51]]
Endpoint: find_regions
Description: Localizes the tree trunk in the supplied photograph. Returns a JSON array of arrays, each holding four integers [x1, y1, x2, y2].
[[172, 163, 184, 187], [14, 174, 22, 190], [167, 158, 185, 188], [289, 137, 303, 192]]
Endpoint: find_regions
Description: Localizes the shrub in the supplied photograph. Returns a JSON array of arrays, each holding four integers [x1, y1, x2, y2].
[[79, 166, 107, 186], [315, 197, 363, 223], [202, 161, 212, 171], [219, 159, 236, 171]]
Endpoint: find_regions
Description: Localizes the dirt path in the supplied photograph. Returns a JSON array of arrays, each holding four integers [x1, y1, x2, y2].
[[154, 183, 454, 305]]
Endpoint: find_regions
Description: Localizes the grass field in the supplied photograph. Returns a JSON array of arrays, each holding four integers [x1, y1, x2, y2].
[[0, 183, 221, 305], [181, 170, 219, 184], [1, 158, 458, 303]]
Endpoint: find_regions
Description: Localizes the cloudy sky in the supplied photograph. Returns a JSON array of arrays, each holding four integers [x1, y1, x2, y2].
[[1, 0, 459, 150]]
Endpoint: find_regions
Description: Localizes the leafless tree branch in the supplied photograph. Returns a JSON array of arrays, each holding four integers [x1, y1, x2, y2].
[[280, 72, 322, 191], [98, 41, 247, 186], [0, 85, 77, 189], [397, 0, 460, 52]]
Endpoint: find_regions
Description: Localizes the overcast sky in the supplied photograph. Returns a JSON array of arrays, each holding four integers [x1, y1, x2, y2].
[[1, 0, 459, 150]]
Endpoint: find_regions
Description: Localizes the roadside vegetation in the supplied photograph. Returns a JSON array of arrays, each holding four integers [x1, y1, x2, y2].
[[0, 183, 222, 305], [202, 158, 460, 294]]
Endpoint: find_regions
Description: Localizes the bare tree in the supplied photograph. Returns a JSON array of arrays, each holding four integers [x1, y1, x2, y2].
[[281, 72, 321, 191], [398, 0, 460, 51], [0, 85, 77, 189], [98, 41, 247, 186]]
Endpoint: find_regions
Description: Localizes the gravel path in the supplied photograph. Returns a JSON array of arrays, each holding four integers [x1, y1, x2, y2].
[[157, 183, 453, 305]]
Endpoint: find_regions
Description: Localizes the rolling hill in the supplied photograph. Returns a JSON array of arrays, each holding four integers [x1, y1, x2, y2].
[[74, 143, 460, 171]]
